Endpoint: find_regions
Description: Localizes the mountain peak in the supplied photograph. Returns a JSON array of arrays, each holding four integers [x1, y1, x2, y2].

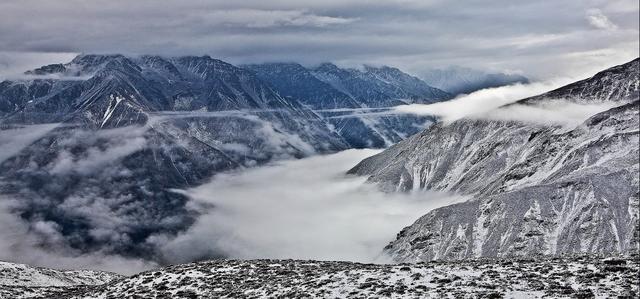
[[71, 54, 127, 65]]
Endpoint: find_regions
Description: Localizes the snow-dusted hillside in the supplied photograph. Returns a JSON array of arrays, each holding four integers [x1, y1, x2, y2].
[[349, 58, 640, 261], [1, 257, 637, 298], [0, 261, 120, 298]]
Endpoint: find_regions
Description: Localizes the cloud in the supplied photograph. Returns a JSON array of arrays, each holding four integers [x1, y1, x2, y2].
[[0, 197, 155, 275], [394, 79, 576, 123], [200, 9, 357, 28], [157, 149, 468, 263], [0, 123, 61, 163], [586, 9, 618, 30], [49, 127, 147, 175], [0, 51, 78, 81], [0, 1, 637, 79]]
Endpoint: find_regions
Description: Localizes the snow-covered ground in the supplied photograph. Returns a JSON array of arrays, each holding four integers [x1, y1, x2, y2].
[[0, 261, 121, 298], [2, 256, 636, 298]]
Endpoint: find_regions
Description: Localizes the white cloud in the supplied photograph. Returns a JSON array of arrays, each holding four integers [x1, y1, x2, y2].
[[158, 149, 468, 263], [390, 74, 626, 127], [394, 79, 575, 123], [586, 9, 618, 30]]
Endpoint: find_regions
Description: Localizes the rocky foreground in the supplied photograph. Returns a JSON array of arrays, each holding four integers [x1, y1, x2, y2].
[[2, 255, 638, 298]]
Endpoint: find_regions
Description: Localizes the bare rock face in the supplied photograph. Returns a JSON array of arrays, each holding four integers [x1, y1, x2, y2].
[[349, 58, 640, 262]]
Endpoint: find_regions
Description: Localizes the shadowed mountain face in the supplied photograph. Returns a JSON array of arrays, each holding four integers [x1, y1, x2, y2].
[[419, 66, 529, 95], [349, 58, 640, 261], [0, 54, 453, 262]]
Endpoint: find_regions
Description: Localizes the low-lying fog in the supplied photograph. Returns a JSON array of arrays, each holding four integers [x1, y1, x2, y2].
[[160, 149, 468, 264]]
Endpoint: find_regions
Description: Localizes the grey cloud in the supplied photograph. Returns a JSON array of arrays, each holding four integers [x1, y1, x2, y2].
[[0, 197, 155, 275], [0, 0, 637, 79]]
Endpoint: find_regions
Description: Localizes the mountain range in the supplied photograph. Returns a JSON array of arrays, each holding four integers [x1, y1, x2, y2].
[[0, 54, 454, 261], [349, 58, 640, 261]]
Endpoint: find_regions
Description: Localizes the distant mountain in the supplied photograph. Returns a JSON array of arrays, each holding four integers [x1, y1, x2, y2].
[[309, 63, 450, 107], [349, 58, 640, 261], [245, 62, 451, 147], [419, 66, 529, 95]]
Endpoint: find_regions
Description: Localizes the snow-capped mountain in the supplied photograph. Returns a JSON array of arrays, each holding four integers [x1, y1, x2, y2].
[[1, 257, 637, 298], [419, 66, 529, 95], [245, 62, 451, 147], [349, 58, 640, 261]]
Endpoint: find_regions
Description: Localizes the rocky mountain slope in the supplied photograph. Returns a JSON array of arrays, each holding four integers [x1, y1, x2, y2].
[[245, 62, 451, 147], [349, 58, 640, 262], [419, 66, 529, 95], [1, 256, 637, 298]]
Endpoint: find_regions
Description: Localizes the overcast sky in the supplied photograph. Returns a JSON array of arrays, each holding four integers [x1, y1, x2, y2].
[[0, 0, 638, 80]]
